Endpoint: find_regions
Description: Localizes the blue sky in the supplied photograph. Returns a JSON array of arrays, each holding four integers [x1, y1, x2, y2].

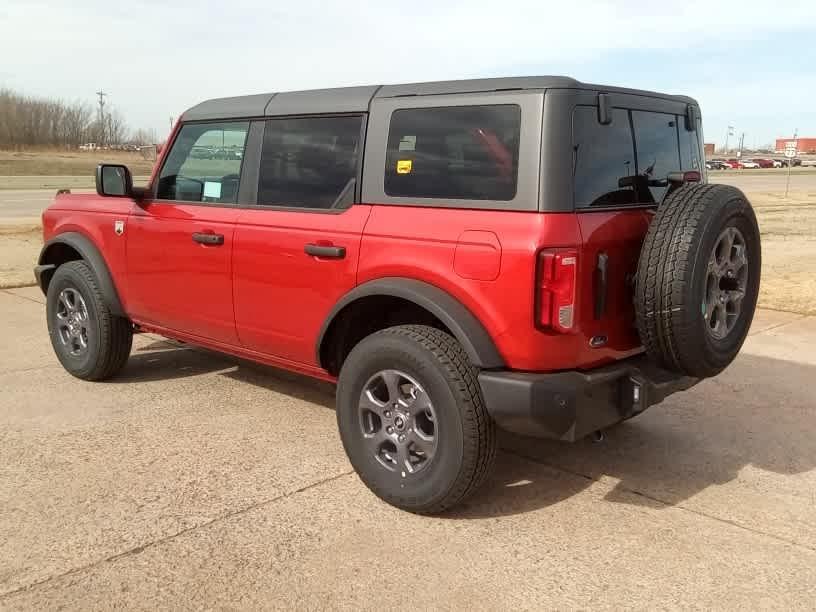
[[2, 0, 814, 146]]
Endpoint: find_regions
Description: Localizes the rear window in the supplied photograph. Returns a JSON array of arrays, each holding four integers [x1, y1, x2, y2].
[[384, 105, 521, 201], [573, 106, 696, 208]]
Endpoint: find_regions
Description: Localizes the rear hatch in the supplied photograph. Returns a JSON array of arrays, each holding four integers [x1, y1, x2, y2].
[[569, 103, 704, 360]]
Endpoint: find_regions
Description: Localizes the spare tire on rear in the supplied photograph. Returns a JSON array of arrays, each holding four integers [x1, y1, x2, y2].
[[635, 183, 761, 378]]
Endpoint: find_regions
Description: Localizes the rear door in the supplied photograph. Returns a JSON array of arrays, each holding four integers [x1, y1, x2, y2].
[[232, 114, 370, 365], [126, 121, 249, 344], [571, 99, 702, 353]]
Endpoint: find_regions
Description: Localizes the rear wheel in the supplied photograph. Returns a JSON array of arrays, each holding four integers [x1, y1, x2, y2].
[[46, 261, 132, 381], [336, 325, 496, 514]]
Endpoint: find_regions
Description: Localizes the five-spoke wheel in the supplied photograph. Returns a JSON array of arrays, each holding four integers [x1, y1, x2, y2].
[[359, 369, 437, 475], [55, 287, 91, 356], [704, 226, 749, 340]]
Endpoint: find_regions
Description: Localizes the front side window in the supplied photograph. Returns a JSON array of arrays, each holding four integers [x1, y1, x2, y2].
[[384, 105, 521, 201], [157, 122, 249, 203], [258, 115, 363, 209]]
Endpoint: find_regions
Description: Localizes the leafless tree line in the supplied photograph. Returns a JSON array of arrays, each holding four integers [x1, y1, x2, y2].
[[0, 88, 151, 149]]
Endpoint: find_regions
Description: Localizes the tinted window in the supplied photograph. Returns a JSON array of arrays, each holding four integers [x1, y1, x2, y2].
[[573, 107, 637, 207], [679, 114, 702, 171], [631, 110, 681, 203], [157, 122, 248, 203], [258, 115, 362, 209], [384, 105, 520, 201]]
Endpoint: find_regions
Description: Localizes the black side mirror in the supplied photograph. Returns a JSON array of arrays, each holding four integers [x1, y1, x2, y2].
[[96, 164, 133, 197]]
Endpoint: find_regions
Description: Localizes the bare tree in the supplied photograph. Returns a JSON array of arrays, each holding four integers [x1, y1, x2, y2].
[[129, 128, 154, 145], [0, 87, 130, 148]]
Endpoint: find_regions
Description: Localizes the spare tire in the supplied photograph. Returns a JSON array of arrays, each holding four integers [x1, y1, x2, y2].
[[635, 183, 761, 378]]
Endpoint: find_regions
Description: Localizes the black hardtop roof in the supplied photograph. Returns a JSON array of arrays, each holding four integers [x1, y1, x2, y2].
[[182, 76, 698, 121]]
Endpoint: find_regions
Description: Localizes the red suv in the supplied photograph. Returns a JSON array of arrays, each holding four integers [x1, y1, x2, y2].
[[34, 77, 761, 513]]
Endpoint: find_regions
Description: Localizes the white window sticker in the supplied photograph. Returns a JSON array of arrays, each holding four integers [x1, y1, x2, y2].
[[203, 181, 222, 199], [398, 135, 417, 152]]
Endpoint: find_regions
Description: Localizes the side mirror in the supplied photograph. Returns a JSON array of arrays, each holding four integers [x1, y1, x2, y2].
[[96, 164, 133, 197]]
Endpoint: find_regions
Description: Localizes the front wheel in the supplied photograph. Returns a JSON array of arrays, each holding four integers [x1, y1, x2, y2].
[[336, 325, 496, 514], [46, 260, 133, 380]]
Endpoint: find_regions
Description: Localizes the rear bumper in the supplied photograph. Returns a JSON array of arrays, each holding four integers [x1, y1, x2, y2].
[[478, 355, 698, 441]]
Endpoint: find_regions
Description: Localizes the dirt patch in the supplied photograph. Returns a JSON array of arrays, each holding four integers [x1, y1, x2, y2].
[[0, 225, 41, 288], [749, 191, 816, 315], [0, 149, 154, 177]]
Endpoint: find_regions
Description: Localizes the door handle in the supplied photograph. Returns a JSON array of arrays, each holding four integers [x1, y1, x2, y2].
[[304, 243, 346, 259], [192, 232, 224, 246]]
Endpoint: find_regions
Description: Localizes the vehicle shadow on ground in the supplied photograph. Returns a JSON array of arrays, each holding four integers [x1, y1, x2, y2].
[[454, 352, 816, 519], [107, 341, 233, 383], [110, 343, 816, 520]]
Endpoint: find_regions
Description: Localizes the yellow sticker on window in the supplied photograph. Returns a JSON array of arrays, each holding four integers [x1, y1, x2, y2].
[[396, 159, 413, 174]]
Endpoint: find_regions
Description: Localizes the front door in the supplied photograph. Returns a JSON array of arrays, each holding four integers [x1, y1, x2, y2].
[[232, 114, 369, 365], [126, 120, 250, 345]]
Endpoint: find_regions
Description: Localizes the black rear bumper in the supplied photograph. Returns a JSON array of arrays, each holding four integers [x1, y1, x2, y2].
[[478, 356, 698, 441]]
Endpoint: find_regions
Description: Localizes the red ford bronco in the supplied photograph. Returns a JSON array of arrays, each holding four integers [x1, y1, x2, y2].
[[35, 77, 760, 513]]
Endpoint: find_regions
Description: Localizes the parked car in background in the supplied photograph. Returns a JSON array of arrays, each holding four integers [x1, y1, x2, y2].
[[724, 159, 742, 169], [706, 160, 729, 170], [740, 160, 760, 169], [771, 159, 783, 168], [752, 159, 774, 169], [801, 158, 816, 167]]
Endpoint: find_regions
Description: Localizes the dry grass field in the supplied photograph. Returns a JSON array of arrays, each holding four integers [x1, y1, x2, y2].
[[0, 223, 42, 288], [750, 191, 816, 314], [0, 149, 155, 177]]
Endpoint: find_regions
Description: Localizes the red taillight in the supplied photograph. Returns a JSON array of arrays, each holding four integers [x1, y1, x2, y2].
[[537, 249, 578, 332]]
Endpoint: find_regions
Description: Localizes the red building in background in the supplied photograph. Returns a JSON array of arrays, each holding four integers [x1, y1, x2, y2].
[[775, 137, 816, 154]]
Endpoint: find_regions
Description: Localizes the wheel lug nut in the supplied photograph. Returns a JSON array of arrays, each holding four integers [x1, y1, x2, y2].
[[384, 410, 391, 418], [386, 426, 394, 434], [398, 434, 405, 442]]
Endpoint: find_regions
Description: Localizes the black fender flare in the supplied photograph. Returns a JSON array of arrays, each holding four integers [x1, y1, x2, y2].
[[37, 232, 125, 317], [317, 277, 505, 370]]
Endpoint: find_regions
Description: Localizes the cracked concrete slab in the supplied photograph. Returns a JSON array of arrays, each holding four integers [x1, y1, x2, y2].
[[1, 292, 814, 608]]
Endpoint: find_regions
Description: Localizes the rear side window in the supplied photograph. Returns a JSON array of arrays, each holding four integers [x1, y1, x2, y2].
[[679, 115, 702, 172], [157, 122, 249, 203], [573, 106, 684, 208], [384, 105, 521, 201], [258, 115, 362, 209], [573, 107, 636, 207], [631, 110, 681, 203]]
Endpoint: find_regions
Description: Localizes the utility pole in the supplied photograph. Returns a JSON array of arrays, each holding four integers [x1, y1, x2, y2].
[[738, 132, 745, 158], [785, 128, 798, 198], [96, 89, 107, 146], [725, 125, 734, 154]]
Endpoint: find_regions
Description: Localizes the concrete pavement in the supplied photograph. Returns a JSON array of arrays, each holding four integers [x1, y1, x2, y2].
[[0, 287, 815, 609]]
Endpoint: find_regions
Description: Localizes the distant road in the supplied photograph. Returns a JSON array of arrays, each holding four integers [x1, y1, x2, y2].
[[0, 172, 813, 223], [709, 171, 816, 192], [0, 189, 91, 223]]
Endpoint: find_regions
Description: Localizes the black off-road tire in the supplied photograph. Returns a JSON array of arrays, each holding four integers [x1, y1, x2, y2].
[[46, 261, 133, 381], [635, 183, 761, 378], [336, 325, 497, 514]]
